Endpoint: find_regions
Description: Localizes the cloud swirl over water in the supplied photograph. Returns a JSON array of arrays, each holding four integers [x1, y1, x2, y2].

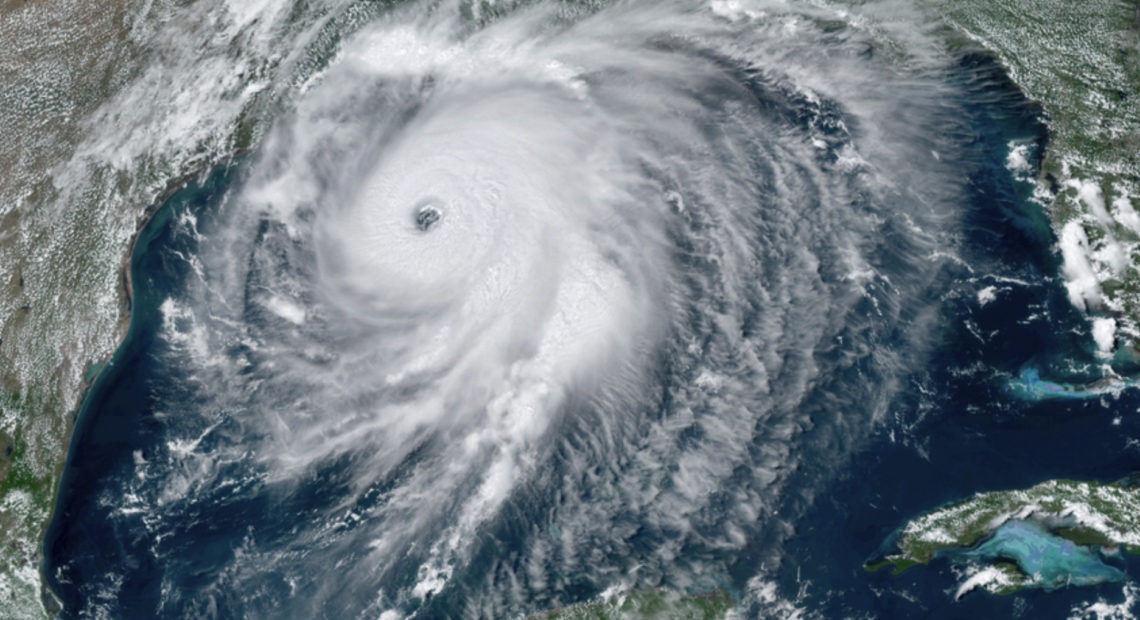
[[56, 0, 981, 616]]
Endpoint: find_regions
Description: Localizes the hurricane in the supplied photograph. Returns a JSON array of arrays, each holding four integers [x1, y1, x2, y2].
[[43, 0, 1045, 617]]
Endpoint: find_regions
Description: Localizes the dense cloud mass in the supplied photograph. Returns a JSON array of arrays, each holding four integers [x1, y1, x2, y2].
[[49, 0, 1004, 617]]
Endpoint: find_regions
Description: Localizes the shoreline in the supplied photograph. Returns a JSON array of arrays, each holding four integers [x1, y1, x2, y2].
[[116, 166, 226, 340], [39, 158, 243, 614]]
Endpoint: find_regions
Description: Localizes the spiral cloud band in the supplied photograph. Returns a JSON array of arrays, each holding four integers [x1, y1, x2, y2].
[[54, 0, 982, 616]]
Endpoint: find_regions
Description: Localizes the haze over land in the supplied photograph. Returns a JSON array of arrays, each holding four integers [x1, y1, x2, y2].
[[0, 0, 1137, 617]]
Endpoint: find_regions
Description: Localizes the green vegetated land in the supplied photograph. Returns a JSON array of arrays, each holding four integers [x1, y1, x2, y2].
[[0, 0, 371, 613], [0, 1, 1136, 618], [868, 478, 1140, 592], [935, 0, 1140, 347]]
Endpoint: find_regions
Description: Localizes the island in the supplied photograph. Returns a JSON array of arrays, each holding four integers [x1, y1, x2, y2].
[[867, 478, 1140, 597]]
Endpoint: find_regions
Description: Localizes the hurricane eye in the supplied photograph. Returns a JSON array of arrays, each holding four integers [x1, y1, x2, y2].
[[414, 202, 443, 232]]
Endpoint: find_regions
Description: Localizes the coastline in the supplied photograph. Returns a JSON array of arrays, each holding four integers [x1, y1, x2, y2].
[[38, 161, 238, 613], [6, 1, 1134, 616], [118, 160, 244, 335]]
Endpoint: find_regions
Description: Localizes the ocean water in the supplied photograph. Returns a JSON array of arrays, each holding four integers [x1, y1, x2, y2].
[[41, 1, 1139, 618], [942, 520, 1125, 591]]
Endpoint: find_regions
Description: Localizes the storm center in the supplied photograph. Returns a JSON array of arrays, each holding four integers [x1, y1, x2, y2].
[[415, 201, 443, 232]]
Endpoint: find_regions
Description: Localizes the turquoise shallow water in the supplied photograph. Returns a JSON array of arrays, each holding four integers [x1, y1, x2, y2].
[[943, 521, 1126, 591], [41, 5, 1140, 618], [1010, 367, 1140, 401]]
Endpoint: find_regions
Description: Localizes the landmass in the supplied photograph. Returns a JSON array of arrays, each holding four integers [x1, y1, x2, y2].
[[935, 0, 1140, 359], [0, 1, 285, 614], [1008, 366, 1140, 400], [0, 0, 1136, 617], [867, 478, 1140, 597]]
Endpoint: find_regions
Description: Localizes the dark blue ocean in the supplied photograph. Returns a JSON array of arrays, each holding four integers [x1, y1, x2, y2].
[[42, 42, 1140, 620]]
